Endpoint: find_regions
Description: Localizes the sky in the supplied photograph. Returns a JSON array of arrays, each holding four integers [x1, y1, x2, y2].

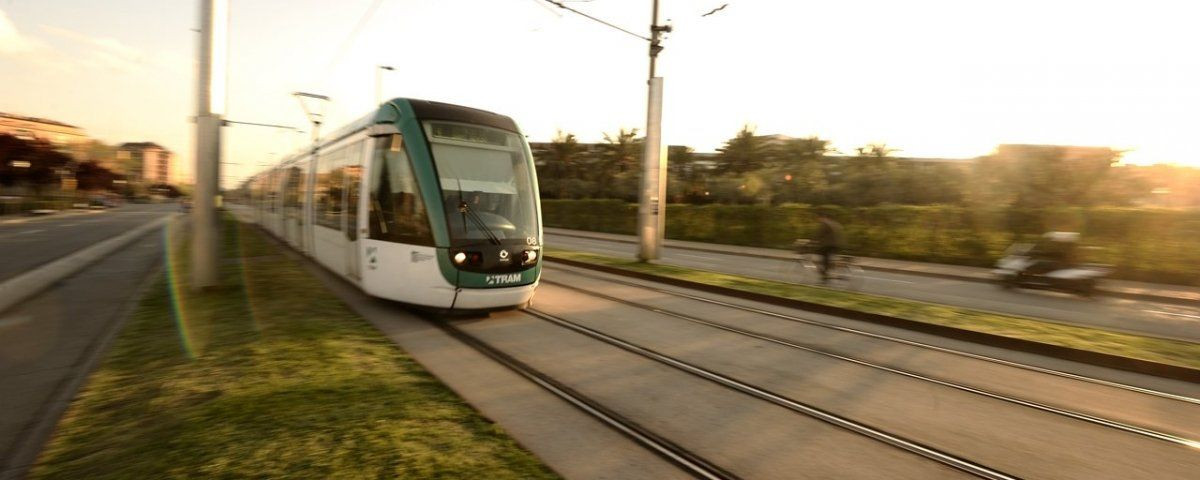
[[1, 0, 1198, 188]]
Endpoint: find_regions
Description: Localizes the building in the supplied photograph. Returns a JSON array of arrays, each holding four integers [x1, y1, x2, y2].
[[994, 144, 1118, 162], [117, 142, 172, 183], [0, 112, 89, 154]]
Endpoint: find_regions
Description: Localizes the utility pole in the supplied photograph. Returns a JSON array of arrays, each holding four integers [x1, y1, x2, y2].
[[192, 0, 227, 289], [540, 0, 672, 260], [375, 65, 394, 106], [637, 0, 671, 261]]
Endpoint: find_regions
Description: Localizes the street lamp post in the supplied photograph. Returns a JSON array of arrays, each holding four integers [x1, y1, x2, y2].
[[375, 65, 395, 106]]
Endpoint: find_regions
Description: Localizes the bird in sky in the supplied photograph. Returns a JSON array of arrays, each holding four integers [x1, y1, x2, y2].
[[702, 3, 728, 17]]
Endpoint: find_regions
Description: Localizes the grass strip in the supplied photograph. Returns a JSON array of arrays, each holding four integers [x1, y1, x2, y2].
[[31, 215, 559, 479], [546, 248, 1200, 370]]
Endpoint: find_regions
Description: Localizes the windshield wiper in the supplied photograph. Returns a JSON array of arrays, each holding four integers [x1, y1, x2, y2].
[[455, 179, 501, 246], [458, 200, 502, 246]]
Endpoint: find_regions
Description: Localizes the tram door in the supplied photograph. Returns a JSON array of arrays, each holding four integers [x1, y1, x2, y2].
[[283, 165, 303, 249], [342, 142, 365, 280]]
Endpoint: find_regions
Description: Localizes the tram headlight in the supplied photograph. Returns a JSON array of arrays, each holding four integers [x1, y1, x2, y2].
[[453, 252, 467, 264], [522, 249, 538, 265]]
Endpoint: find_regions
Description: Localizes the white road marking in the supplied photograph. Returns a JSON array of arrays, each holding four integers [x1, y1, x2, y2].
[[674, 252, 717, 260], [862, 275, 915, 284], [1143, 310, 1200, 320]]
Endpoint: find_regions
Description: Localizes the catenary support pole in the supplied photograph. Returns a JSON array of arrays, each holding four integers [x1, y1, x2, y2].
[[637, 0, 669, 261], [192, 0, 226, 289]]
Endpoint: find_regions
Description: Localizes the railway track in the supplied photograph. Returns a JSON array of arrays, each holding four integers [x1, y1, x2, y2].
[[540, 276, 1200, 449], [434, 308, 1021, 479], [544, 264, 1199, 407], [518, 307, 1020, 480], [428, 266, 1198, 479], [429, 314, 739, 480]]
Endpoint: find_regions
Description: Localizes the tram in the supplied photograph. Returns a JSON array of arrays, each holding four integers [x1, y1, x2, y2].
[[239, 98, 542, 310]]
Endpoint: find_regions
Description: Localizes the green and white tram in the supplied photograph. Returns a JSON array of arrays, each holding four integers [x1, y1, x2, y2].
[[242, 98, 542, 310]]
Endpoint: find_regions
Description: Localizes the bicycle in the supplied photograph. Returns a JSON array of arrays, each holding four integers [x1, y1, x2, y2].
[[787, 239, 864, 290]]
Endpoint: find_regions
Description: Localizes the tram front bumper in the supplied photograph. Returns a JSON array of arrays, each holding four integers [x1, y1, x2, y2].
[[453, 282, 538, 310]]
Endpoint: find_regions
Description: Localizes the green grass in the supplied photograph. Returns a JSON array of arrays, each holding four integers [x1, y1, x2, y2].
[[31, 215, 560, 480], [546, 248, 1200, 370]]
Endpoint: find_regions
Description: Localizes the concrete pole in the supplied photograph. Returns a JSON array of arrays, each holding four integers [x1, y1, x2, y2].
[[637, 78, 666, 261], [637, 0, 668, 261], [192, 0, 226, 289]]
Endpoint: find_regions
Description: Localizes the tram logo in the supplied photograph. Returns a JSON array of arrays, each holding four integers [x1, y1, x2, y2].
[[486, 273, 522, 285], [498, 249, 511, 262]]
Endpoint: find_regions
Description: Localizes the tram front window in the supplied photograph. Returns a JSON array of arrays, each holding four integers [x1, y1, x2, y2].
[[425, 121, 538, 247]]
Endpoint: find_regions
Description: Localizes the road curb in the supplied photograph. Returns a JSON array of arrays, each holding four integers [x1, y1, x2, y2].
[[546, 256, 1200, 384], [0, 215, 175, 315], [545, 230, 1198, 307], [0, 261, 165, 480]]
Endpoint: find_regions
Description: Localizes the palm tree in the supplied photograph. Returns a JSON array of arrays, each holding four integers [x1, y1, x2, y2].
[[594, 128, 641, 196], [547, 130, 581, 198], [716, 125, 768, 174]]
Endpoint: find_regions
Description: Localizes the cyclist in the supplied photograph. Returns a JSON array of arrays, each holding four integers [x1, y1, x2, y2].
[[814, 211, 844, 283]]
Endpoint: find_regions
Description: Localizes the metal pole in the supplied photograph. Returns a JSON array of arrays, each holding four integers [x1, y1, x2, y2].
[[637, 0, 668, 261], [192, 0, 225, 289], [375, 65, 393, 106], [375, 67, 382, 106]]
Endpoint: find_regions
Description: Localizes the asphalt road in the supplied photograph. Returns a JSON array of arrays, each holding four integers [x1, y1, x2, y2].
[[0, 204, 178, 283], [0, 210, 169, 479], [547, 233, 1200, 343]]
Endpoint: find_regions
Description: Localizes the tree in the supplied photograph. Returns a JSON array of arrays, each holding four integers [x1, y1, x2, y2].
[[836, 143, 901, 206], [0, 134, 74, 193], [75, 161, 118, 191], [544, 130, 582, 199], [716, 125, 769, 174], [594, 128, 641, 196], [667, 145, 707, 203], [79, 140, 121, 172], [991, 145, 1122, 209], [774, 136, 834, 203], [855, 142, 900, 158]]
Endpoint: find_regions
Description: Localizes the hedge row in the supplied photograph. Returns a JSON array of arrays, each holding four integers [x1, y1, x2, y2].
[[541, 200, 1200, 286]]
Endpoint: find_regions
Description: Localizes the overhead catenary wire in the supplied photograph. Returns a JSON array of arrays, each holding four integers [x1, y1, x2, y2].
[[541, 0, 650, 41], [321, 0, 386, 85]]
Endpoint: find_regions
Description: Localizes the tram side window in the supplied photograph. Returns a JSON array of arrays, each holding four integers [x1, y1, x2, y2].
[[295, 161, 309, 223], [315, 149, 344, 230], [270, 170, 280, 212], [368, 134, 433, 246], [284, 166, 302, 214], [345, 142, 364, 240]]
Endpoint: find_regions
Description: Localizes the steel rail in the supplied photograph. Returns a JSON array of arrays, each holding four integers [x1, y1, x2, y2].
[[544, 264, 1200, 405], [542, 279, 1200, 449], [521, 308, 1020, 480], [429, 316, 739, 480]]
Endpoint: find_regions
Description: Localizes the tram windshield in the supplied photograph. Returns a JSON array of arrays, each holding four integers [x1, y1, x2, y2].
[[425, 121, 539, 247]]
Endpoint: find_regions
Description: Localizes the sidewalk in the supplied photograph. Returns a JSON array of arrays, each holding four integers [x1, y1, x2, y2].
[[545, 227, 1200, 306]]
